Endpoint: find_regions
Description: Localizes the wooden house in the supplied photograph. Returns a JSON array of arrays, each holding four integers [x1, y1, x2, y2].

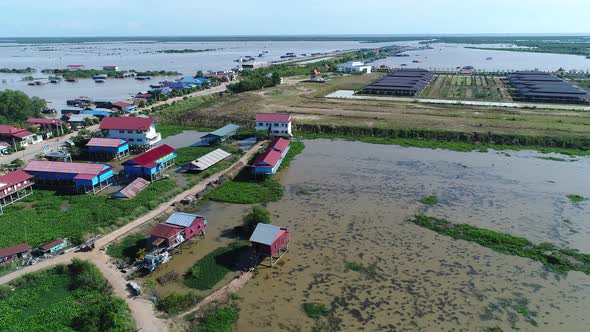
[[39, 239, 67, 254], [23, 160, 114, 194], [86, 138, 130, 161], [0, 243, 31, 264], [149, 212, 207, 250], [122, 144, 176, 181], [251, 138, 290, 176], [0, 170, 34, 214], [249, 223, 289, 267]]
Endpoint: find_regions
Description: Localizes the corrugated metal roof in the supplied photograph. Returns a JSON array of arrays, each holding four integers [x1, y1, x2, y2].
[[0, 170, 33, 191], [123, 144, 175, 168], [203, 124, 240, 138], [99, 117, 155, 131], [40, 239, 64, 251], [0, 243, 31, 258], [150, 223, 184, 239], [252, 149, 282, 168], [24, 160, 109, 176], [249, 223, 282, 245], [112, 177, 150, 199], [165, 212, 203, 228], [268, 138, 290, 153], [185, 149, 231, 171], [87, 138, 127, 148], [256, 113, 291, 123]]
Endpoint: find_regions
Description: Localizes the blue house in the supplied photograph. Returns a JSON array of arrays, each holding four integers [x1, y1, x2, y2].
[[86, 138, 130, 160], [23, 160, 114, 194], [122, 144, 176, 181], [180, 77, 209, 86], [39, 239, 67, 254], [81, 109, 113, 118]]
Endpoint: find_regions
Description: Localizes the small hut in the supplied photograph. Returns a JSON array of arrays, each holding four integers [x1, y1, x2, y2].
[[249, 223, 289, 267]]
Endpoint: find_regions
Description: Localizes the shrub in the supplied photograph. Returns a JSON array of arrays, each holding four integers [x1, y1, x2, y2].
[[156, 292, 202, 314], [242, 206, 271, 235], [303, 303, 329, 319]]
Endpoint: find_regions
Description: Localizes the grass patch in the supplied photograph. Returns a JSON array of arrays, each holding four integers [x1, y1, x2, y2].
[[303, 303, 330, 319], [567, 194, 587, 203], [156, 292, 202, 315], [0, 259, 134, 331], [420, 195, 439, 206], [193, 304, 240, 332], [279, 141, 305, 170], [207, 178, 283, 204], [410, 215, 590, 275], [184, 242, 248, 290], [537, 156, 569, 162], [106, 234, 147, 264], [175, 144, 240, 167]]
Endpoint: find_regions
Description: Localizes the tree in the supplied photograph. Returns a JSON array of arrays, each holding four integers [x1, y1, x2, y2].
[[242, 206, 271, 235], [195, 70, 204, 78], [0, 90, 46, 124]]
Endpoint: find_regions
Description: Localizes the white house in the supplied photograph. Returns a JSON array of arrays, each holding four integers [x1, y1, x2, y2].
[[255, 113, 292, 138], [98, 117, 161, 151], [336, 61, 372, 74]]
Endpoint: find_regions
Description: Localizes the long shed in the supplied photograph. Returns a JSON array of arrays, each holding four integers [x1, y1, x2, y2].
[[23, 160, 114, 194]]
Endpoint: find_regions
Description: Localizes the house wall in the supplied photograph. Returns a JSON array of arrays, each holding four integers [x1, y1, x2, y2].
[[270, 231, 289, 256], [184, 220, 206, 240], [104, 125, 161, 147], [255, 121, 292, 137]]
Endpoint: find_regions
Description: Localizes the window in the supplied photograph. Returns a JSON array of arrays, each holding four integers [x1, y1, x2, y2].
[[274, 123, 279, 127], [119, 130, 124, 134], [258, 122, 263, 126], [127, 130, 133, 134], [128, 138, 134, 142], [274, 244, 278, 249], [136, 130, 143, 134]]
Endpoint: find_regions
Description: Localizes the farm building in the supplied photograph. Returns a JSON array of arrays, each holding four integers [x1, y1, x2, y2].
[[183, 148, 231, 172], [255, 113, 292, 138], [0, 243, 32, 264], [249, 223, 289, 267], [361, 68, 434, 96], [0, 170, 34, 214], [0, 125, 42, 148], [23, 160, 114, 194], [122, 144, 176, 181], [111, 177, 150, 199], [86, 138, 130, 160], [39, 239, 67, 254], [149, 212, 207, 250], [508, 71, 590, 104], [200, 124, 240, 145], [98, 117, 161, 151], [336, 61, 372, 74], [251, 138, 290, 176]]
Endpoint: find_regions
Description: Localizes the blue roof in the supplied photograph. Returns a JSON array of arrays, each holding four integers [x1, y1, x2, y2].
[[81, 110, 112, 117], [163, 82, 189, 89], [203, 124, 240, 138], [249, 223, 282, 245], [165, 212, 204, 228], [180, 77, 209, 85]]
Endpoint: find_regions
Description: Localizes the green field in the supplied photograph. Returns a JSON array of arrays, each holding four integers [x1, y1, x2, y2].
[[420, 74, 512, 101], [0, 259, 134, 331], [184, 242, 248, 290]]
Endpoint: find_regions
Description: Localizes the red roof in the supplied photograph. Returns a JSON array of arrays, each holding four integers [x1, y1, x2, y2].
[[0, 243, 31, 258], [11, 130, 35, 139], [111, 101, 134, 108], [256, 113, 291, 123], [252, 149, 282, 168], [123, 144, 175, 168], [26, 118, 63, 126], [0, 170, 33, 191], [268, 137, 290, 153], [0, 125, 26, 135], [115, 177, 149, 199], [99, 117, 155, 131], [150, 223, 184, 239], [86, 138, 127, 148], [24, 160, 110, 177], [40, 239, 64, 251]]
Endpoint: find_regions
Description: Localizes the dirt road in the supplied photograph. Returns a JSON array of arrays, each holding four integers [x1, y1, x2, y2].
[[0, 141, 264, 332], [136, 83, 228, 113]]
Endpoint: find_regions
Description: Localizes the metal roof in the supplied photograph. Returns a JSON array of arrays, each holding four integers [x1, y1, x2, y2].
[[87, 138, 127, 148], [150, 223, 184, 239], [24, 160, 110, 176], [256, 113, 291, 123], [249, 223, 283, 245], [0, 170, 33, 191], [202, 124, 240, 138], [123, 144, 175, 168], [0, 243, 31, 258], [252, 149, 282, 168], [165, 212, 204, 228], [99, 117, 155, 131], [185, 148, 231, 171], [112, 177, 150, 199]]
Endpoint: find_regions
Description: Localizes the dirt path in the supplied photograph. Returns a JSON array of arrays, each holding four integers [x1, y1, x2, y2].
[[0, 141, 264, 332]]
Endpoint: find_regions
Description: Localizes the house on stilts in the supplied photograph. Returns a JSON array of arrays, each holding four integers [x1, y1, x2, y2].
[[86, 138, 130, 161], [0, 170, 34, 214], [249, 223, 289, 267], [122, 144, 176, 181], [23, 160, 114, 194], [149, 212, 207, 250], [251, 137, 290, 176]]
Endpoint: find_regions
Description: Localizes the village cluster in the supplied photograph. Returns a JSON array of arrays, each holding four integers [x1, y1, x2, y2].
[[0, 112, 293, 272]]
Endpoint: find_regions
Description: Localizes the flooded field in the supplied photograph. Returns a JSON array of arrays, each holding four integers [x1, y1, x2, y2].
[[228, 140, 590, 331]]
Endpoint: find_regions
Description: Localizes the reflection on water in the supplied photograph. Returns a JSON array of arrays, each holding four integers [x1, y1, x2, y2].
[[226, 140, 590, 331]]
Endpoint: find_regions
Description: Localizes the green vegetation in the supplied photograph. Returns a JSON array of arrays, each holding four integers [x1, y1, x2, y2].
[[419, 74, 511, 101], [302, 303, 330, 319], [156, 292, 202, 315], [0, 179, 179, 247], [157, 124, 215, 138], [157, 48, 216, 54], [537, 156, 569, 162], [208, 177, 283, 204], [566, 194, 587, 203], [296, 131, 590, 156], [227, 72, 282, 93], [106, 234, 147, 264], [280, 141, 304, 169], [0, 67, 36, 74], [420, 195, 439, 206], [184, 242, 248, 291], [410, 215, 590, 274], [193, 304, 240, 332], [0, 90, 46, 124], [0, 259, 135, 331], [175, 144, 240, 167], [344, 261, 384, 280], [242, 206, 272, 235], [134, 70, 182, 77], [41, 68, 181, 79]]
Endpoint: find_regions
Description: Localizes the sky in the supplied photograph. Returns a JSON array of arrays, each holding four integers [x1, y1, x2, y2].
[[0, 0, 589, 37]]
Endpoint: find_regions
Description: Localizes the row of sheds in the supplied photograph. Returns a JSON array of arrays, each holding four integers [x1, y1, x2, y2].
[[0, 239, 67, 264]]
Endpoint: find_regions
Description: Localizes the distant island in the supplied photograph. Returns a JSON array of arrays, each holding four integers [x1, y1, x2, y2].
[[157, 48, 217, 54]]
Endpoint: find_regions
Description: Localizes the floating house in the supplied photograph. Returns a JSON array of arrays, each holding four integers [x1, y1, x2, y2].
[[200, 124, 240, 145], [336, 61, 372, 74], [149, 212, 207, 250], [251, 138, 290, 176], [66, 64, 85, 71], [361, 68, 434, 96], [255, 113, 292, 138], [99, 117, 161, 151], [111, 101, 136, 112], [23, 160, 114, 194], [86, 138, 130, 160], [249, 223, 289, 267], [0, 243, 31, 264], [183, 148, 231, 172], [111, 177, 150, 199], [162, 81, 189, 90], [0, 170, 34, 214], [122, 144, 176, 181], [0, 125, 42, 148], [39, 239, 67, 254]]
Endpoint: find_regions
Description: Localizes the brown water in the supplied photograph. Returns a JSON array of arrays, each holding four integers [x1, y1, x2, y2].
[[149, 139, 590, 331], [231, 140, 590, 331]]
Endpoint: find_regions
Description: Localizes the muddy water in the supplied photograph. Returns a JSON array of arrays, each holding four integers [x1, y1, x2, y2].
[[227, 140, 590, 332]]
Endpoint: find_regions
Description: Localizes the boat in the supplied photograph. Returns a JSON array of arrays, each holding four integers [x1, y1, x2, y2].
[[94, 79, 105, 83], [41, 108, 57, 114], [135, 76, 151, 80], [65, 78, 78, 82], [486, 57, 493, 60], [262, 50, 270, 54], [27, 81, 45, 86], [412, 60, 420, 63], [400, 64, 407, 67], [49, 79, 60, 84]]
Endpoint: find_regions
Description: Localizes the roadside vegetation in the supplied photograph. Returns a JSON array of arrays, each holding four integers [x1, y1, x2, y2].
[[156, 292, 202, 315], [107, 234, 147, 265], [0, 259, 135, 331], [184, 242, 248, 291], [410, 215, 590, 275]]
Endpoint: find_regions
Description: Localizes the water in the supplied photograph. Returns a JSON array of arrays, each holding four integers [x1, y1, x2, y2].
[[373, 42, 590, 72]]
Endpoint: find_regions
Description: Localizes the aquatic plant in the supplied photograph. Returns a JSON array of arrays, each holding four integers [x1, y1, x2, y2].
[[184, 242, 248, 291], [303, 303, 330, 319], [420, 195, 439, 206], [410, 215, 590, 275], [566, 194, 587, 203]]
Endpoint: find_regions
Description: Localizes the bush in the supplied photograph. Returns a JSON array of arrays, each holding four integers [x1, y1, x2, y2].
[[68, 258, 110, 293], [184, 243, 247, 291], [242, 206, 271, 235], [194, 305, 240, 332], [156, 292, 202, 314], [303, 303, 330, 319]]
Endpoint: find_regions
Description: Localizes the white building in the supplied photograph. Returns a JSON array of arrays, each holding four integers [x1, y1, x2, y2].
[[98, 117, 161, 151], [336, 61, 372, 74], [255, 113, 292, 138]]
